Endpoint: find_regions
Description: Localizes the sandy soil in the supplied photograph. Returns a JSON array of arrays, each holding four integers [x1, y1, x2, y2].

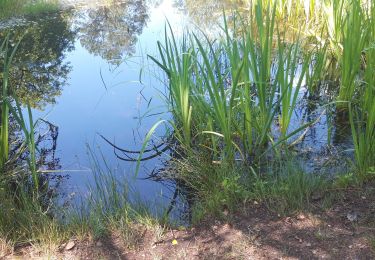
[[5, 184, 375, 260]]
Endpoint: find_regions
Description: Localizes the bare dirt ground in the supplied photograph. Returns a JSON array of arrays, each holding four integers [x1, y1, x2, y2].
[[4, 185, 375, 260]]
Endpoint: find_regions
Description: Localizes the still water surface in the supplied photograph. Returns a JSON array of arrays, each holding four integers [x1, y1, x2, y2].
[[0, 0, 239, 213]]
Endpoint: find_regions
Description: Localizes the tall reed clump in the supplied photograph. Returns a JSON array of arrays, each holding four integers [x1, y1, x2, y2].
[[222, 13, 253, 156], [349, 1, 375, 179], [147, 0, 320, 163], [9, 101, 39, 193], [148, 1, 276, 161], [337, 0, 369, 106], [192, 29, 246, 160], [246, 1, 277, 147], [148, 25, 194, 150]]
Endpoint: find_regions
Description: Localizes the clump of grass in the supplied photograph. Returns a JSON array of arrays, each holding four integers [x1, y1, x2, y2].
[[172, 156, 247, 224], [249, 159, 329, 215], [0, 238, 13, 258], [334, 172, 358, 188], [67, 146, 166, 247], [0, 144, 166, 256], [0, 188, 67, 255], [174, 154, 329, 222]]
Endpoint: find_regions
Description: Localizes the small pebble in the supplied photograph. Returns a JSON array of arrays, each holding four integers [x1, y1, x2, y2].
[[347, 212, 358, 222], [65, 241, 75, 251]]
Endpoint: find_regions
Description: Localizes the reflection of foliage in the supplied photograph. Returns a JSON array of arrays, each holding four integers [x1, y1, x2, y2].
[[9, 116, 61, 172], [77, 0, 149, 64], [0, 12, 75, 109], [0, 0, 59, 20], [174, 0, 246, 31]]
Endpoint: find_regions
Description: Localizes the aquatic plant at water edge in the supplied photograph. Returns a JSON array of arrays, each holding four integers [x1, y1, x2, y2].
[[349, 17, 375, 179], [148, 24, 194, 150], [338, 0, 369, 105], [276, 38, 310, 138], [0, 37, 20, 171]]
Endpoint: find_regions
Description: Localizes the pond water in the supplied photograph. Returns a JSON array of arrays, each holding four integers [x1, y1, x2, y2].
[[0, 0, 241, 216], [1, 0, 354, 220]]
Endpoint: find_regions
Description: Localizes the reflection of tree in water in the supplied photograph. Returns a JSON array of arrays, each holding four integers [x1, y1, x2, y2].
[[0, 12, 74, 198], [174, 0, 246, 31], [0, 12, 76, 109], [77, 0, 149, 65]]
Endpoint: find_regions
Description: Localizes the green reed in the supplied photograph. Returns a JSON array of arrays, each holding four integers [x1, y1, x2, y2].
[[147, 0, 375, 170], [349, 1, 375, 179], [1, 36, 39, 193], [222, 13, 253, 155], [305, 43, 328, 93], [247, 1, 277, 146], [148, 0, 320, 163], [8, 100, 39, 193], [276, 39, 310, 138], [193, 31, 246, 159], [0, 37, 19, 171], [338, 0, 369, 105], [349, 88, 375, 179], [148, 23, 194, 149], [0, 38, 9, 170], [324, 0, 346, 59]]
